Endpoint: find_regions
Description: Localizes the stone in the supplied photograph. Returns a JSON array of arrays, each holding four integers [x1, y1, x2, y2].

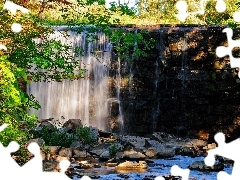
[[115, 161, 147, 170], [70, 141, 83, 150], [188, 161, 224, 171], [73, 150, 88, 158], [157, 147, 175, 157], [175, 147, 195, 156], [120, 135, 146, 151], [89, 142, 112, 156], [145, 139, 165, 152], [55, 156, 69, 163], [151, 132, 164, 143], [45, 146, 61, 155], [123, 149, 146, 160], [58, 148, 72, 157], [100, 150, 111, 160], [79, 161, 93, 169], [144, 147, 158, 158], [63, 119, 82, 132], [106, 162, 118, 167], [43, 160, 58, 172], [38, 121, 55, 130]]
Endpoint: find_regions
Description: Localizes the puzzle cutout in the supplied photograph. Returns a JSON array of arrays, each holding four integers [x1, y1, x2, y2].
[[1, 0, 240, 180]]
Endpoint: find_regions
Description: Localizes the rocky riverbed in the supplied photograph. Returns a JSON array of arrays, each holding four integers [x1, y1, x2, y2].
[[18, 119, 234, 180]]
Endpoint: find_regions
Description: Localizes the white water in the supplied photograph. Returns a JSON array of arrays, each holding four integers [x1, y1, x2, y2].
[[27, 28, 111, 130]]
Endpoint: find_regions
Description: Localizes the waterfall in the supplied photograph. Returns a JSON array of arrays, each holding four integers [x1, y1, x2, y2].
[[27, 27, 111, 130]]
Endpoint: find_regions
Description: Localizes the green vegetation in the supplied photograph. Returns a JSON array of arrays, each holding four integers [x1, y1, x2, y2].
[[76, 125, 96, 145], [0, 0, 240, 163], [109, 142, 118, 157], [32, 126, 76, 147]]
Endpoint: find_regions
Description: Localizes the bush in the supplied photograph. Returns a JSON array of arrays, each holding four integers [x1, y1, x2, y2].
[[76, 125, 95, 145], [109, 143, 118, 157], [32, 126, 76, 147]]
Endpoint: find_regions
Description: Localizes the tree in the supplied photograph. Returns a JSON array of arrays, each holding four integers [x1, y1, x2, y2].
[[0, 0, 82, 163]]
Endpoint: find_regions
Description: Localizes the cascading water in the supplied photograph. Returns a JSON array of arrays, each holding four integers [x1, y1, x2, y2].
[[27, 26, 112, 130]]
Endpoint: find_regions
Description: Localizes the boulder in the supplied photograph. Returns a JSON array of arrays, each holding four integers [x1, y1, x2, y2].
[[58, 148, 72, 158], [144, 147, 158, 158], [73, 150, 89, 158], [100, 150, 111, 160], [188, 161, 224, 171], [70, 141, 83, 150], [123, 149, 146, 160], [115, 161, 147, 170], [43, 160, 58, 172], [63, 119, 82, 132], [89, 142, 112, 156]]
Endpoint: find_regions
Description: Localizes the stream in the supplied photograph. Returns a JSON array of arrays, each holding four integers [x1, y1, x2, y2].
[[72, 155, 233, 180]]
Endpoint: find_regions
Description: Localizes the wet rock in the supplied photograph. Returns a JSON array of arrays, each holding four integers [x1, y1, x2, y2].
[[44, 146, 61, 155], [120, 135, 146, 151], [98, 130, 113, 138], [63, 119, 82, 132], [115, 161, 147, 170], [55, 155, 69, 162], [38, 121, 55, 130], [151, 132, 164, 143], [58, 148, 72, 157], [106, 162, 118, 167], [158, 147, 175, 158], [175, 147, 195, 156], [203, 143, 217, 151], [78, 160, 94, 169], [145, 139, 165, 152], [188, 161, 224, 171], [100, 150, 111, 160], [43, 160, 58, 171], [70, 141, 83, 150], [73, 150, 89, 158], [123, 149, 146, 160], [89, 142, 112, 156], [144, 147, 158, 158]]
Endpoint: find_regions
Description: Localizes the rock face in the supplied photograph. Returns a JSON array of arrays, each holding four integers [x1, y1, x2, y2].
[[107, 25, 240, 137]]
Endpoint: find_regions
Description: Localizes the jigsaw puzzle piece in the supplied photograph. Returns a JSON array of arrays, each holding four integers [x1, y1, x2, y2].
[[21, 142, 43, 174], [80, 176, 92, 180], [205, 132, 240, 165], [175, 0, 188, 22], [217, 171, 233, 180], [216, 28, 240, 78], [3, 0, 29, 15], [171, 165, 190, 180], [216, 0, 226, 12], [154, 176, 165, 180]]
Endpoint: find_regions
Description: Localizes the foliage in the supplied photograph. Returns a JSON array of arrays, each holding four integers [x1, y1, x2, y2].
[[0, 54, 37, 163], [76, 125, 95, 145], [109, 142, 118, 157], [32, 126, 76, 147], [0, 0, 84, 157]]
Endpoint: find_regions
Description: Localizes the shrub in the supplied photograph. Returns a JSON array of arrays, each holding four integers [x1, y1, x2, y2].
[[32, 126, 76, 147], [109, 143, 118, 157], [76, 125, 95, 145]]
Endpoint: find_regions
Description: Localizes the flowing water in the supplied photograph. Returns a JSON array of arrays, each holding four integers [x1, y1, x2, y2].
[[71, 155, 233, 180], [27, 27, 112, 130]]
